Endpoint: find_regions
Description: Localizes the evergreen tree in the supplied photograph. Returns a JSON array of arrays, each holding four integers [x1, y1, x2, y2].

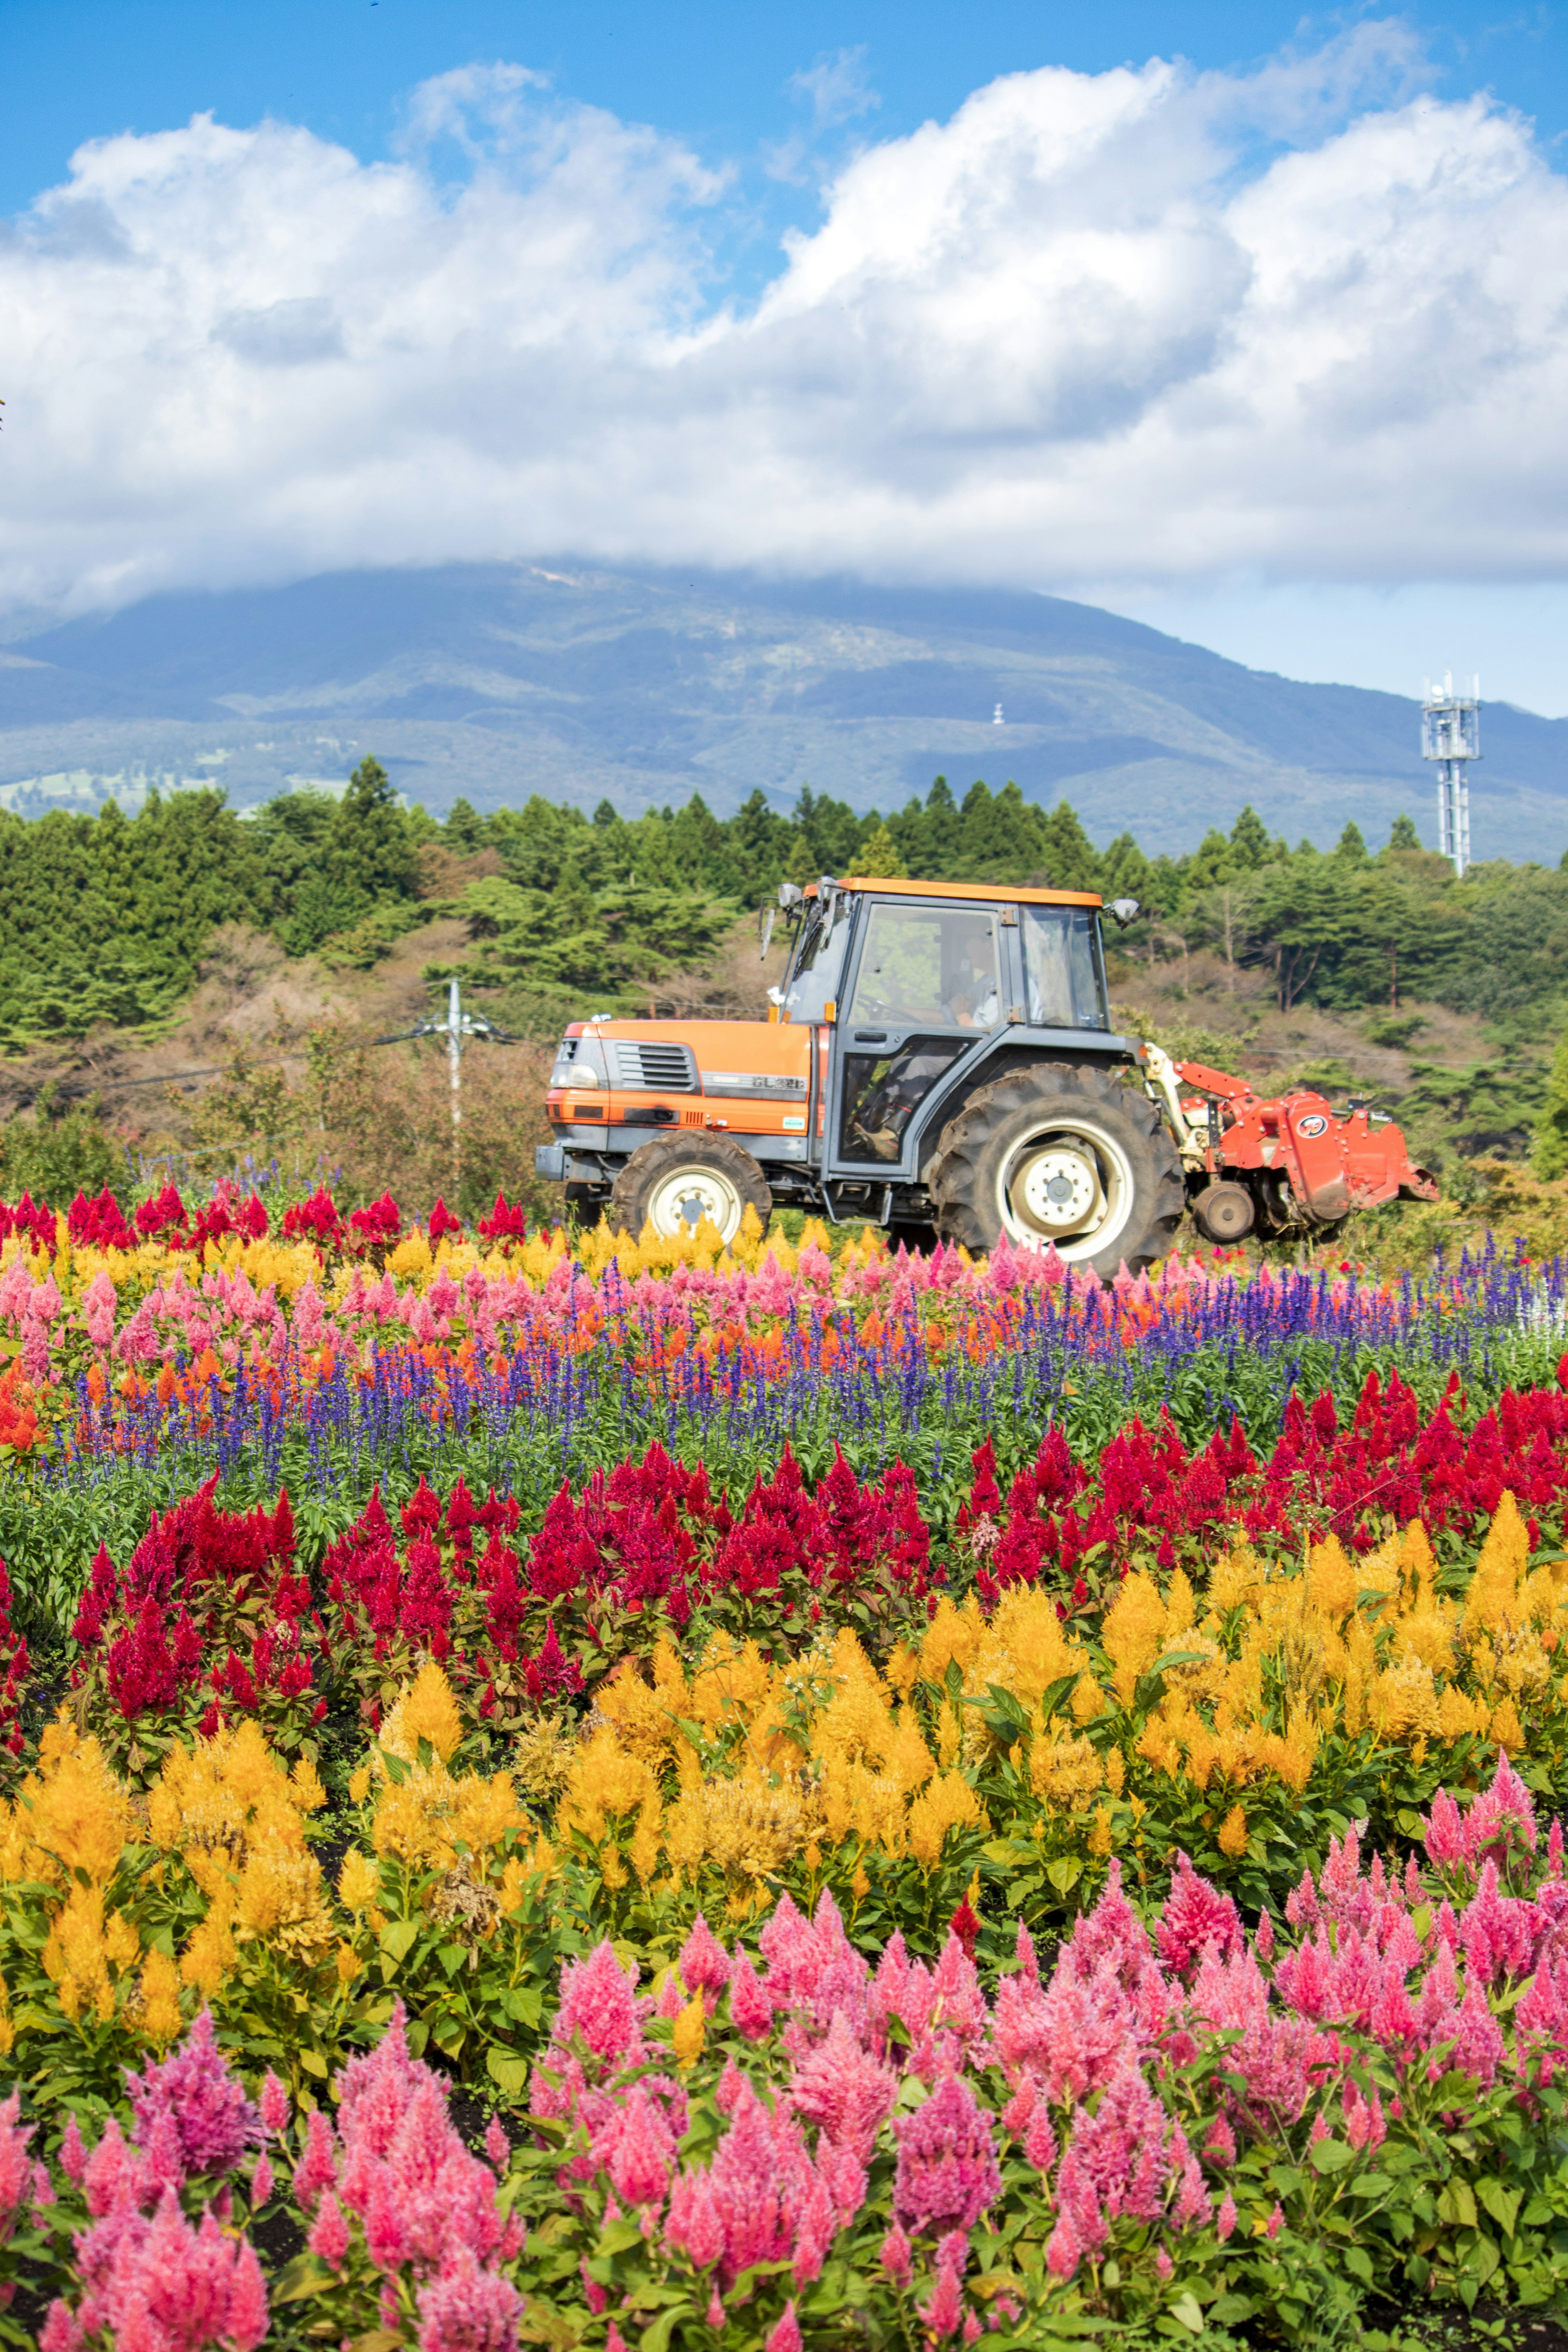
[[1228, 804, 1275, 871], [859, 822, 907, 878], [1389, 813, 1421, 851], [331, 757, 420, 904], [1336, 821, 1368, 861], [1037, 800, 1101, 892]]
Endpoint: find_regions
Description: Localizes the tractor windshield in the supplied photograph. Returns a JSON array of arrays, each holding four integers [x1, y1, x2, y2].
[[784, 895, 852, 1021], [1020, 906, 1109, 1030]]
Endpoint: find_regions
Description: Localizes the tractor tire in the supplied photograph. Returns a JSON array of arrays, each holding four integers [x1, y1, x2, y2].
[[928, 1064, 1184, 1280], [609, 1133, 773, 1247]]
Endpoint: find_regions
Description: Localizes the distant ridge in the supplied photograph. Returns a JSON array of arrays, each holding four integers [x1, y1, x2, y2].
[[1, 562, 1564, 859]]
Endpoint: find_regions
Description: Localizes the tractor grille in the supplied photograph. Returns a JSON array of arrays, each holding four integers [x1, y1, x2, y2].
[[608, 1040, 699, 1093]]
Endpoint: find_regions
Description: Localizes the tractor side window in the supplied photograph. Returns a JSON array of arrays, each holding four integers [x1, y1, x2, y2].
[[846, 905, 1000, 1030], [1021, 907, 1109, 1031], [839, 1038, 969, 1164], [784, 904, 850, 1021]]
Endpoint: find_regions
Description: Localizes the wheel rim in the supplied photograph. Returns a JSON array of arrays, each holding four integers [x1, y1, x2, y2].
[[996, 1116, 1138, 1263], [645, 1164, 746, 1243]]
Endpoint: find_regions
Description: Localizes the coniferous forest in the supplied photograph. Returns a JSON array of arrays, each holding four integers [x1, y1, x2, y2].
[[3, 762, 1567, 1043]]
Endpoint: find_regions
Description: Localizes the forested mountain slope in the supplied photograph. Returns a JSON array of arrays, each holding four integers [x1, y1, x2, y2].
[[3, 564, 1565, 860]]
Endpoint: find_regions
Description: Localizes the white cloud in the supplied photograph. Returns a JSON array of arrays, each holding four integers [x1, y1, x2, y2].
[[1, 37, 1566, 619]]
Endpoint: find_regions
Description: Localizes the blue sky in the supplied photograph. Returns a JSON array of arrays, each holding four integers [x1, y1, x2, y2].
[[2, 1, 1567, 708]]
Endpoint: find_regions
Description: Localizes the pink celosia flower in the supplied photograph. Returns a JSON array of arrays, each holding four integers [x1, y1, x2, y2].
[[249, 2152, 274, 2207], [1045, 2204, 1082, 2280], [258, 2073, 290, 2136], [1216, 2190, 1237, 2242], [678, 1914, 733, 2004], [765, 2304, 803, 2352], [728, 1949, 775, 2040], [125, 2010, 263, 2178], [549, 1943, 646, 2073], [60, 2116, 87, 2185], [894, 2076, 1001, 2235], [309, 2192, 351, 2267], [1156, 2247, 1174, 2279], [1255, 1911, 1276, 1963], [604, 2086, 676, 2208], [789, 2009, 897, 2161], [1266, 2202, 1284, 2238], [920, 2249, 966, 2339], [1158, 1854, 1243, 1977], [415, 2246, 526, 2352], [664, 2170, 726, 2270], [1024, 2107, 1058, 2176], [293, 2108, 339, 2208], [484, 2117, 509, 2172], [880, 2219, 913, 2286]]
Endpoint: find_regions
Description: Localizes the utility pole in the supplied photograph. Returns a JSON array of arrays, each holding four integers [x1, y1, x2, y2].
[[371, 980, 516, 1197]]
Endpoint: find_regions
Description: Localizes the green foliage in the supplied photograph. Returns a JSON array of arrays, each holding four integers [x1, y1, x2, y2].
[[1533, 1030, 1568, 1179], [0, 1087, 120, 1201]]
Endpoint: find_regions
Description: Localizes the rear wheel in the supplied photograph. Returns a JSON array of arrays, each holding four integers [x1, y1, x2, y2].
[[609, 1134, 773, 1247], [928, 1064, 1184, 1280]]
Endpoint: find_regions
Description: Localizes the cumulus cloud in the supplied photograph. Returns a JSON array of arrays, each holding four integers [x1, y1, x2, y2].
[[1, 35, 1566, 617]]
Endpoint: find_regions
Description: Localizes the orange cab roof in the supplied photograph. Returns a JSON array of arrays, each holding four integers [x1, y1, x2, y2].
[[815, 876, 1103, 909]]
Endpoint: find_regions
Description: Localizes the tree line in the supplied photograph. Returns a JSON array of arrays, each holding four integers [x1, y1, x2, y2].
[[2, 761, 1566, 1044]]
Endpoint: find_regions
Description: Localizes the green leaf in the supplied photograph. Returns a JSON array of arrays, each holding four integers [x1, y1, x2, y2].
[[379, 1917, 421, 1966], [1169, 2292, 1206, 2335], [273, 2253, 338, 2304], [640, 2304, 696, 2352], [1047, 1857, 1083, 1897], [1310, 2137, 1354, 2174], [297, 2047, 328, 2080], [1477, 2179, 1521, 2238], [488, 2048, 530, 2097], [1344, 2246, 1374, 2285], [1439, 2180, 1479, 2229]]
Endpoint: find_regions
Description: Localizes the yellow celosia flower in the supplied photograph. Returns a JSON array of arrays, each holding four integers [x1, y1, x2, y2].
[[8, 1735, 134, 1886], [139, 1948, 183, 2042], [1029, 1731, 1103, 1809], [381, 1662, 463, 1766], [336, 1942, 363, 1987], [1102, 1572, 1169, 1704], [1217, 1805, 1249, 1859], [338, 1850, 380, 1912], [349, 1765, 373, 1804], [1463, 1491, 1529, 1644], [673, 1992, 706, 2070], [907, 1771, 987, 1871]]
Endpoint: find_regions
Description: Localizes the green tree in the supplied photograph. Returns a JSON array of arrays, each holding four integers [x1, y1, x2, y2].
[[859, 822, 907, 878], [1534, 1031, 1568, 1178], [1389, 813, 1421, 851], [331, 757, 420, 904], [1037, 800, 1101, 892], [1336, 821, 1368, 861], [1228, 805, 1275, 871]]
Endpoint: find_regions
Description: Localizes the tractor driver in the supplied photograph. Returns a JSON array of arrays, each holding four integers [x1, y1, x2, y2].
[[942, 922, 1000, 1029]]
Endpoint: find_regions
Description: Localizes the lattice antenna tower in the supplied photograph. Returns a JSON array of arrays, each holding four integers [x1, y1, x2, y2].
[[1421, 670, 1480, 876]]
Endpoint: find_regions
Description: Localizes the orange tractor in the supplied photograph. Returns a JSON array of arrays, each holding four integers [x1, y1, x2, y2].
[[534, 875, 1437, 1277]]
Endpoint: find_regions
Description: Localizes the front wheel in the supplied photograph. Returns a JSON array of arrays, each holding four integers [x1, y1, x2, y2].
[[609, 1133, 773, 1247], [928, 1064, 1184, 1280]]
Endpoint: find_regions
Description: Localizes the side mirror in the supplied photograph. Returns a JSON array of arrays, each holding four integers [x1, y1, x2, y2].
[[1108, 898, 1141, 928], [759, 906, 777, 960], [777, 882, 804, 909]]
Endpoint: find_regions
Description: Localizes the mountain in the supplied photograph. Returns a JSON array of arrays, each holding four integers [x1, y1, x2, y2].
[[0, 562, 1564, 859]]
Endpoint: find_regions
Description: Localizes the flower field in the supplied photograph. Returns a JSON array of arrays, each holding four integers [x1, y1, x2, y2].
[[6, 1180, 1568, 2345]]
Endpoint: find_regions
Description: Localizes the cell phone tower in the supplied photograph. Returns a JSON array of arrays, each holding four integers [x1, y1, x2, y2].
[[1421, 671, 1480, 876]]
